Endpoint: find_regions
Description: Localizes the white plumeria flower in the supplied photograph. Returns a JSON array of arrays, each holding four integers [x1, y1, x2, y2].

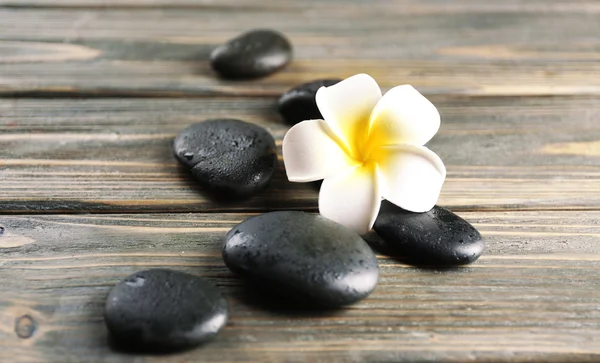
[[282, 73, 446, 234]]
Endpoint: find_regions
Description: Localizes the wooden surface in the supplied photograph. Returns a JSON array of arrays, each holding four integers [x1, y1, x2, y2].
[[1, 0, 600, 362]]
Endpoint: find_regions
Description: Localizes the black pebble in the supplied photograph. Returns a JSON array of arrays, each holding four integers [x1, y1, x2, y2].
[[278, 79, 341, 125], [210, 29, 292, 79], [104, 269, 228, 352], [223, 211, 379, 308], [373, 201, 484, 266], [173, 119, 277, 198]]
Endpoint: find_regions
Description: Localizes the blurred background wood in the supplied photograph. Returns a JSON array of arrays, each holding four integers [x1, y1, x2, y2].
[[1, 0, 600, 362]]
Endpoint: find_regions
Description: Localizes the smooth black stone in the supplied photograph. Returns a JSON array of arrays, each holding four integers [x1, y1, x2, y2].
[[373, 201, 484, 266], [210, 29, 292, 79], [173, 119, 277, 198], [277, 79, 341, 125], [222, 211, 379, 307], [104, 269, 228, 352]]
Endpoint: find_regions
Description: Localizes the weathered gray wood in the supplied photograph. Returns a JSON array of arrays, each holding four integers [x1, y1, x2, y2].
[[1, 0, 600, 361], [2, 0, 599, 10], [2, 96, 600, 213], [1, 211, 600, 363], [1, 2, 600, 97]]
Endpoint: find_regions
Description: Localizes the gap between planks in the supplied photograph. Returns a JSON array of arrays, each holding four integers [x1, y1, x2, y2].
[[2, 206, 600, 216]]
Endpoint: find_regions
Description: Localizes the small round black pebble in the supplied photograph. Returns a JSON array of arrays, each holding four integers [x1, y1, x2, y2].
[[223, 211, 379, 308], [373, 201, 484, 266], [210, 29, 292, 79], [278, 79, 341, 125], [173, 119, 277, 198], [104, 269, 228, 352]]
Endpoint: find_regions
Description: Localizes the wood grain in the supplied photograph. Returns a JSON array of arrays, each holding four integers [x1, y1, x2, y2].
[[1, 0, 600, 361], [1, 211, 600, 363], [1, 96, 600, 213], [0, 2, 600, 97], [2, 0, 600, 11]]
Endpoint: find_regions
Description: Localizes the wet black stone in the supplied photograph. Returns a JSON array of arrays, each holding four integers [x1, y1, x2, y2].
[[277, 79, 341, 125], [222, 211, 379, 308], [210, 29, 292, 79], [104, 269, 228, 352], [173, 119, 277, 198], [373, 201, 484, 266]]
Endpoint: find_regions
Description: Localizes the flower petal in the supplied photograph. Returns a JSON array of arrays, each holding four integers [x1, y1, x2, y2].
[[367, 85, 440, 149], [319, 163, 381, 234], [375, 144, 446, 213], [316, 73, 382, 156], [283, 119, 358, 182]]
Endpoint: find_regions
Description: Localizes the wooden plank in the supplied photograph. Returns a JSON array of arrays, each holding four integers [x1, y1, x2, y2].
[[2, 0, 600, 11], [1, 4, 600, 97], [1, 211, 600, 362], [2, 96, 600, 213]]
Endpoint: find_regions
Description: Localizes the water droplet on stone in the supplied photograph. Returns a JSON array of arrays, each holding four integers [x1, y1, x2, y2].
[[125, 276, 146, 288]]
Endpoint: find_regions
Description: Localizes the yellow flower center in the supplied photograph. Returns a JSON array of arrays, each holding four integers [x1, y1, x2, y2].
[[350, 120, 380, 165]]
